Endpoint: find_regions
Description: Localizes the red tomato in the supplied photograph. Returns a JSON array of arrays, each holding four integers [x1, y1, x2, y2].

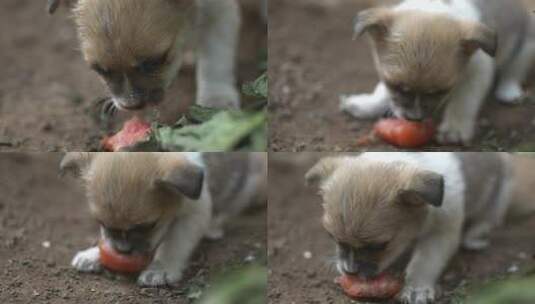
[[101, 117, 151, 152], [335, 274, 402, 300], [373, 118, 435, 148], [99, 240, 151, 274]]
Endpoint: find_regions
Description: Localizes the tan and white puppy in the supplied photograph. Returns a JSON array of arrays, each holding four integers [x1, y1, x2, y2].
[[306, 152, 535, 304], [340, 0, 535, 144], [60, 152, 266, 286], [49, 0, 241, 111]]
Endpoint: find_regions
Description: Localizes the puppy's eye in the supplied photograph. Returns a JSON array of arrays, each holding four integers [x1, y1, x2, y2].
[[365, 242, 388, 251], [91, 63, 113, 77], [426, 89, 449, 98], [131, 221, 157, 233], [136, 53, 168, 74], [386, 82, 413, 96]]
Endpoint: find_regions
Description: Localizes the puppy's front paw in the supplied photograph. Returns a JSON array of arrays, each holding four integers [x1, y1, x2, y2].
[[339, 94, 388, 119], [137, 261, 181, 287], [437, 119, 474, 145], [71, 247, 102, 273], [495, 81, 525, 104], [399, 285, 436, 304], [197, 86, 240, 110]]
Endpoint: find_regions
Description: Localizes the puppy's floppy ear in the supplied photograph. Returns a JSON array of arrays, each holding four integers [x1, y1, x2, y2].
[[155, 162, 204, 200], [47, 0, 77, 15], [461, 22, 497, 57], [59, 152, 95, 177], [353, 7, 393, 40], [47, 0, 61, 14], [305, 157, 342, 188], [399, 170, 444, 207]]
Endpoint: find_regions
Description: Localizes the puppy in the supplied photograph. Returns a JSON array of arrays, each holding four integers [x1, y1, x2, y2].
[[340, 0, 535, 144], [49, 0, 241, 111], [60, 152, 266, 286], [306, 152, 534, 304]]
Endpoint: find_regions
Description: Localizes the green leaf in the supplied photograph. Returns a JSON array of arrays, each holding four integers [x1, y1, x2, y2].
[[467, 277, 535, 304], [243, 73, 268, 100], [187, 105, 222, 123], [153, 110, 266, 152], [196, 266, 267, 304]]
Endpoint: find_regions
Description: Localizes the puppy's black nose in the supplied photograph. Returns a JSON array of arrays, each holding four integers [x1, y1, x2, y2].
[[344, 261, 378, 278], [357, 262, 379, 278], [112, 240, 133, 255], [403, 114, 424, 122]]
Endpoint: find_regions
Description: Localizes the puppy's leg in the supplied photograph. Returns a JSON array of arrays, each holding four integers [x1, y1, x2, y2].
[[400, 228, 461, 304], [339, 82, 391, 119], [205, 214, 228, 240], [437, 53, 495, 144], [463, 221, 491, 250], [495, 39, 535, 103], [137, 214, 209, 286], [196, 0, 241, 109], [71, 246, 102, 273]]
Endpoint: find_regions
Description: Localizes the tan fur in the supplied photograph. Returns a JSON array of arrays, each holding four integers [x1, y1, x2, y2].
[[74, 0, 193, 71], [373, 12, 473, 91], [509, 155, 535, 217], [314, 159, 428, 271], [81, 153, 195, 230]]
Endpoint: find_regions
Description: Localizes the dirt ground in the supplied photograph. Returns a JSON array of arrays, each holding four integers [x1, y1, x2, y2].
[[268, 153, 535, 304], [0, 153, 266, 304], [268, 0, 535, 152], [0, 0, 266, 152]]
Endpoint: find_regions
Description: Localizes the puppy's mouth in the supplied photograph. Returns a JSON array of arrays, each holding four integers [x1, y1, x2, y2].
[[114, 100, 147, 111]]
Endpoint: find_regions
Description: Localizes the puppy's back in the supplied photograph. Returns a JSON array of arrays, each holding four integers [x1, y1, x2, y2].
[[472, 0, 531, 68], [203, 153, 267, 217]]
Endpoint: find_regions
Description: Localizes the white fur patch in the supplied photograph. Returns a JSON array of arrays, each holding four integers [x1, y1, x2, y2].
[[183, 152, 204, 168], [358, 153, 466, 230], [394, 0, 481, 22]]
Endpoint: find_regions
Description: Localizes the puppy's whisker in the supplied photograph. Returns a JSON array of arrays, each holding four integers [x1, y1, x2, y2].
[[322, 254, 339, 274], [99, 97, 117, 118]]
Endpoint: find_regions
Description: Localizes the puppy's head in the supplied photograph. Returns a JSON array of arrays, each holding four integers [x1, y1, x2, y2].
[[306, 157, 444, 278], [354, 8, 496, 121], [60, 152, 204, 256], [74, 0, 194, 111]]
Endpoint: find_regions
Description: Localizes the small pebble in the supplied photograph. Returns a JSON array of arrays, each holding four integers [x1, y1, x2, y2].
[[244, 254, 256, 263], [507, 264, 519, 273], [303, 251, 312, 259]]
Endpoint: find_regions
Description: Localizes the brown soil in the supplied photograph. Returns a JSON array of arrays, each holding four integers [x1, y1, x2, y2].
[[268, 0, 535, 152], [268, 153, 535, 304], [0, 153, 266, 304], [0, 0, 266, 152]]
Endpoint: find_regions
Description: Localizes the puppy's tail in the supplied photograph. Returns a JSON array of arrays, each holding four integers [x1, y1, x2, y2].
[[508, 154, 535, 219]]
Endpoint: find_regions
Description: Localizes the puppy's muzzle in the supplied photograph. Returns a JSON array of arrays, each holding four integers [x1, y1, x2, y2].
[[342, 260, 379, 278], [111, 239, 134, 255]]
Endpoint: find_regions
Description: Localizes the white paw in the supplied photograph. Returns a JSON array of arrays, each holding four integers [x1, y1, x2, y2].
[[137, 261, 181, 286], [197, 86, 240, 110], [205, 226, 225, 240], [339, 94, 388, 119], [463, 237, 489, 250], [496, 82, 524, 104], [71, 247, 102, 273], [399, 285, 436, 304], [437, 119, 475, 145]]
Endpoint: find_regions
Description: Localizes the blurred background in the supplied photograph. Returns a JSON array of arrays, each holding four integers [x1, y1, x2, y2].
[[268, 152, 535, 304], [269, 0, 535, 152], [0, 153, 266, 303]]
